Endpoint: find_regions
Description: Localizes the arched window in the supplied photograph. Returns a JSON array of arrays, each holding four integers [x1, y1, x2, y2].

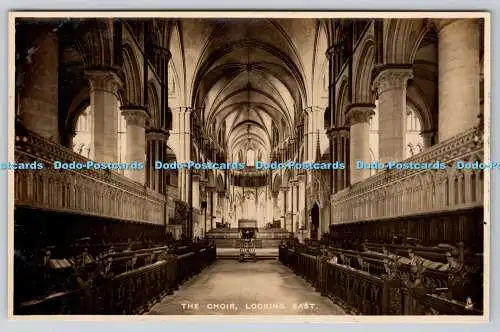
[[246, 149, 255, 166], [368, 101, 425, 166], [73, 105, 93, 159], [117, 101, 127, 174], [405, 106, 424, 158]]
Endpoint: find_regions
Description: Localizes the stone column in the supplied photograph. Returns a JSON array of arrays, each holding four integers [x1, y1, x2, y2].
[[372, 66, 413, 164], [328, 128, 349, 191], [305, 106, 324, 162], [290, 181, 297, 232], [208, 187, 215, 229], [154, 140, 160, 191], [184, 108, 193, 202], [298, 174, 306, 228], [121, 107, 148, 184], [85, 70, 122, 162], [147, 130, 168, 192], [327, 129, 337, 194], [280, 187, 288, 230], [192, 172, 200, 210], [347, 104, 375, 184], [437, 19, 480, 141], [19, 30, 59, 141]]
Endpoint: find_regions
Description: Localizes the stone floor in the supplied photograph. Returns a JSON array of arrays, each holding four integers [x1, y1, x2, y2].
[[148, 260, 346, 315]]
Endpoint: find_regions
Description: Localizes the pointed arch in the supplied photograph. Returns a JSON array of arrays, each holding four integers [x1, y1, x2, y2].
[[122, 43, 143, 105], [336, 78, 349, 126], [147, 82, 160, 128], [354, 38, 376, 103]]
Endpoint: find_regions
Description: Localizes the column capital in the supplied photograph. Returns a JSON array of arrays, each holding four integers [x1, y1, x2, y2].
[[432, 18, 480, 32], [304, 106, 324, 114], [84, 69, 122, 95], [326, 127, 350, 139], [346, 103, 376, 126], [146, 129, 169, 141], [182, 107, 194, 113], [121, 107, 149, 127], [372, 64, 413, 94]]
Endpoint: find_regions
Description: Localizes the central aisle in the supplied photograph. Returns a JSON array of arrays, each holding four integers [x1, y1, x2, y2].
[[148, 260, 346, 315]]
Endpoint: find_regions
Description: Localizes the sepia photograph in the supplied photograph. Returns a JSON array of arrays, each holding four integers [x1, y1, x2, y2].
[[9, 11, 489, 321]]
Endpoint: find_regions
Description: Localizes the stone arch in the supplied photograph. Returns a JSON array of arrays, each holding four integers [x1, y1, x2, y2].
[[122, 43, 143, 105], [407, 25, 438, 133], [336, 78, 349, 126], [312, 20, 330, 106], [384, 19, 428, 64], [73, 19, 114, 68], [354, 38, 376, 103], [147, 82, 160, 128], [66, 87, 90, 136], [167, 22, 186, 107], [406, 88, 434, 133]]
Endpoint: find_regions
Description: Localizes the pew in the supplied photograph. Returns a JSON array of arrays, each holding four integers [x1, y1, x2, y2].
[[14, 240, 217, 315], [278, 243, 483, 315]]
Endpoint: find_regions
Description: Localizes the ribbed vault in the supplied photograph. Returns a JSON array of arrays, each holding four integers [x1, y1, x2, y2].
[[181, 18, 321, 163]]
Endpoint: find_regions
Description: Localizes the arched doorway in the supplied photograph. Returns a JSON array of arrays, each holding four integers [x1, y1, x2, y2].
[[311, 202, 320, 240]]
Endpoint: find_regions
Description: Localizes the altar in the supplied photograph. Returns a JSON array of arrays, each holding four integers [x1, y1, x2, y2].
[[207, 218, 290, 248]]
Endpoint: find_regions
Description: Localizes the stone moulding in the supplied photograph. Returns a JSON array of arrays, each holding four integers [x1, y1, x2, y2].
[[14, 128, 165, 224]]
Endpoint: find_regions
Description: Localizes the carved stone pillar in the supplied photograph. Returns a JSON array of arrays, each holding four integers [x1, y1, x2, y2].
[[437, 19, 480, 141], [121, 107, 148, 184], [297, 173, 306, 229], [290, 180, 298, 232], [372, 66, 413, 164], [147, 130, 168, 192], [347, 104, 375, 184], [328, 128, 350, 192], [85, 69, 122, 162], [19, 30, 59, 141], [280, 187, 288, 230], [192, 172, 201, 210]]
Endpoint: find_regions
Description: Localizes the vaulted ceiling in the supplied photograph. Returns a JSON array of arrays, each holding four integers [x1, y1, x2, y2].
[[168, 18, 329, 161]]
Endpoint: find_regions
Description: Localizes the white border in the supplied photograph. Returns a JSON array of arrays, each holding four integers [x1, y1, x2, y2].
[[7, 10, 492, 324]]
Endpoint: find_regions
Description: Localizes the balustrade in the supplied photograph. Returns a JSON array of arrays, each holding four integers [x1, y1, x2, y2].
[[14, 129, 165, 224], [331, 129, 484, 224]]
